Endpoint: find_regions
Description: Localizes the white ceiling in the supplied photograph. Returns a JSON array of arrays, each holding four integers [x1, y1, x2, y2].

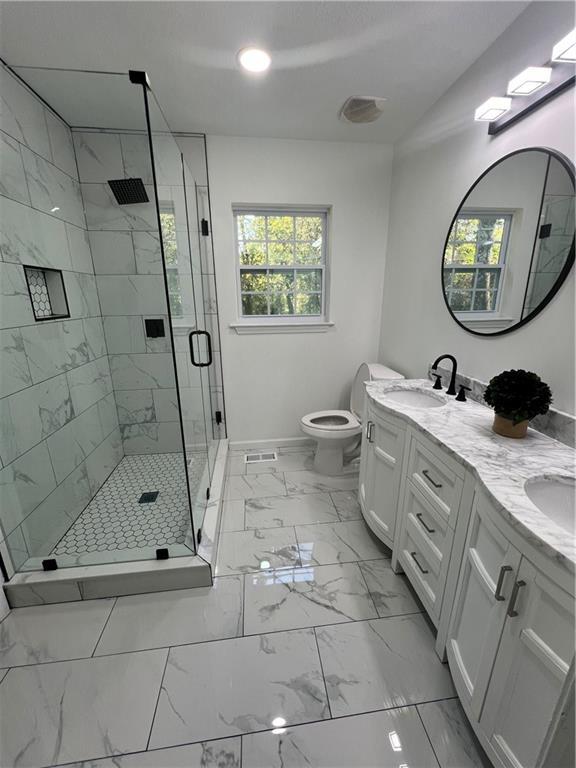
[[0, 1, 530, 142]]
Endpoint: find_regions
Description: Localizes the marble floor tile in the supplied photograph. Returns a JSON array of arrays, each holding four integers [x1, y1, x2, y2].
[[94, 577, 243, 655], [329, 490, 362, 520], [227, 454, 247, 475], [359, 559, 423, 618], [285, 470, 359, 495], [418, 698, 491, 767], [245, 493, 339, 529], [216, 528, 301, 576], [296, 520, 387, 566], [0, 598, 114, 668], [316, 614, 455, 716], [149, 629, 329, 748], [244, 562, 378, 635], [220, 499, 245, 532], [0, 649, 167, 768], [246, 451, 315, 474], [64, 738, 241, 768], [242, 707, 440, 767], [225, 473, 287, 501]]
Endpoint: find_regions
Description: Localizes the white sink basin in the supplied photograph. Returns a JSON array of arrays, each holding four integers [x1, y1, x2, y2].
[[383, 389, 445, 409], [524, 476, 575, 533]]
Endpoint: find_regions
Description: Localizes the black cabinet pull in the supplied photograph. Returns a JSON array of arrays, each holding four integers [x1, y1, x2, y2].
[[494, 565, 513, 601], [416, 513, 435, 534], [410, 551, 429, 574], [507, 580, 526, 617], [422, 469, 442, 488], [189, 330, 213, 368]]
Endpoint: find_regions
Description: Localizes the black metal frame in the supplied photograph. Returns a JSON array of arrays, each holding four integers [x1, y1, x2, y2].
[[23, 264, 71, 322], [440, 147, 575, 337]]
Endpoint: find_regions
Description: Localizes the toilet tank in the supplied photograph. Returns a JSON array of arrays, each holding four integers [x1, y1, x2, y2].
[[350, 363, 404, 419]]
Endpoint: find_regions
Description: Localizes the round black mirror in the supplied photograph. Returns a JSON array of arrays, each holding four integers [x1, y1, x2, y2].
[[442, 148, 574, 336]]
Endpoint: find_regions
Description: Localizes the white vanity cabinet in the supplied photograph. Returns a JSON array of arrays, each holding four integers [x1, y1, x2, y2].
[[361, 387, 575, 768], [447, 489, 575, 768], [394, 430, 465, 626], [359, 404, 406, 549]]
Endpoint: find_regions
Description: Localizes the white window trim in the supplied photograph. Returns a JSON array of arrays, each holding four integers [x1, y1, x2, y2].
[[231, 205, 332, 332]]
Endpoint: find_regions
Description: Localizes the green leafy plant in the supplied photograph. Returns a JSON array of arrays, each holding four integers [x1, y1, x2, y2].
[[484, 369, 552, 424]]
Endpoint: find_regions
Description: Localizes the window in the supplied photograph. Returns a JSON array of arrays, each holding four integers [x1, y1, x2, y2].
[[234, 209, 327, 321], [443, 212, 512, 313]]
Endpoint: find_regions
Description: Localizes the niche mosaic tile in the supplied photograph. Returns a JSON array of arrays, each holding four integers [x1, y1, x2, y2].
[[53, 452, 207, 556], [24, 265, 70, 321]]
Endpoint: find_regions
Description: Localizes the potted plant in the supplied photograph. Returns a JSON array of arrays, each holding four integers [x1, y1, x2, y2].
[[484, 369, 552, 438]]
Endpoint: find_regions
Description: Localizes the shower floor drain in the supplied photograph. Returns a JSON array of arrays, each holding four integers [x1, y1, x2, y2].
[[139, 491, 159, 504], [245, 452, 277, 464]]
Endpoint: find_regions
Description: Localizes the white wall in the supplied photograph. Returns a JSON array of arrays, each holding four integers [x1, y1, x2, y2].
[[206, 136, 393, 441], [378, 1, 575, 414]]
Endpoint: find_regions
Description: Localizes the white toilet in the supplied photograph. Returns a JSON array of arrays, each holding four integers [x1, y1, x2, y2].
[[301, 362, 404, 475]]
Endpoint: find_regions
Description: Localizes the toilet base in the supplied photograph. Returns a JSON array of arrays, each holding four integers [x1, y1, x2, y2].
[[313, 439, 361, 476]]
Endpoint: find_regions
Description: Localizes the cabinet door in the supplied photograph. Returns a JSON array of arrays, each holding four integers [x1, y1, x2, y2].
[[447, 494, 521, 719], [479, 558, 574, 768], [368, 416, 405, 545]]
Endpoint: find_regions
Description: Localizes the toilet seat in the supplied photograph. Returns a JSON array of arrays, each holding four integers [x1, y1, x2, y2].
[[301, 410, 361, 440]]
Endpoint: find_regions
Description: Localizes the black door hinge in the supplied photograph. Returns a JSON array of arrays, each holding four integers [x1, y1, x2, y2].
[[215, 410, 222, 425], [197, 528, 202, 545], [201, 218, 210, 236], [206, 487, 210, 500]]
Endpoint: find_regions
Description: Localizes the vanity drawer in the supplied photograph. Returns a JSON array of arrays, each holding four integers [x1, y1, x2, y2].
[[407, 435, 463, 526], [404, 479, 453, 565], [398, 481, 455, 624], [398, 522, 442, 624]]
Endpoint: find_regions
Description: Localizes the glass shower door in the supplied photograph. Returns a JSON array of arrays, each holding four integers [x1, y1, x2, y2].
[[144, 88, 213, 546]]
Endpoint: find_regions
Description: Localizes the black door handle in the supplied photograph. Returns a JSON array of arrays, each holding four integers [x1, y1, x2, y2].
[[189, 330, 213, 367]]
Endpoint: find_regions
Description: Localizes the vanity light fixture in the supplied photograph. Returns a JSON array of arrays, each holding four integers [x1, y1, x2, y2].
[[507, 66, 552, 96], [238, 47, 271, 73], [552, 28, 576, 62], [474, 97, 512, 121]]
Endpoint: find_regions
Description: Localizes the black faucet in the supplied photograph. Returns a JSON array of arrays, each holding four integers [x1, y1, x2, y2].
[[432, 354, 458, 396]]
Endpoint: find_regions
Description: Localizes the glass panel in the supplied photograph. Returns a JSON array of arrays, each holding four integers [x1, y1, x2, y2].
[[145, 89, 214, 544], [296, 270, 322, 291], [270, 294, 295, 315], [449, 290, 473, 311], [267, 215, 294, 240], [295, 293, 322, 314], [243, 294, 268, 314], [268, 242, 294, 265]]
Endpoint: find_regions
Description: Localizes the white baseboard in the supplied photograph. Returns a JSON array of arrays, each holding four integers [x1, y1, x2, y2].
[[229, 436, 315, 452]]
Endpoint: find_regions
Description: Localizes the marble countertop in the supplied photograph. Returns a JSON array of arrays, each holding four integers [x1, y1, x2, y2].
[[365, 379, 576, 573]]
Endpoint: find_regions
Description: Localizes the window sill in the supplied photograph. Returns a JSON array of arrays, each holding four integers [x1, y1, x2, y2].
[[229, 320, 335, 335]]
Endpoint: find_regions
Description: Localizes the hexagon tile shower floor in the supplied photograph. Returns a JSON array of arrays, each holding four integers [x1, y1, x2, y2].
[[54, 453, 206, 556]]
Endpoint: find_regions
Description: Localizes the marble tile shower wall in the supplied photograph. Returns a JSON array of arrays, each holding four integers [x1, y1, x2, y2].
[[0, 66, 122, 573], [74, 130, 212, 454]]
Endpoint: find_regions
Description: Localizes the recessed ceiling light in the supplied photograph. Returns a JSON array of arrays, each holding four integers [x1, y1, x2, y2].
[[474, 97, 512, 121], [552, 28, 576, 62], [507, 66, 552, 96], [238, 47, 271, 73], [51, 206, 60, 212]]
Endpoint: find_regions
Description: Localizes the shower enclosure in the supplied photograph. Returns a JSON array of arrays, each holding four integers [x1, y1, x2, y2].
[[0, 63, 225, 590]]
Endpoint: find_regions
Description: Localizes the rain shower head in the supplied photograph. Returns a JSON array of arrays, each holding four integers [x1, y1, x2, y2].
[[107, 178, 149, 205]]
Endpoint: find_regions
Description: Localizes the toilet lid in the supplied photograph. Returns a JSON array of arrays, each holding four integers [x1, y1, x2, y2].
[[350, 363, 404, 418]]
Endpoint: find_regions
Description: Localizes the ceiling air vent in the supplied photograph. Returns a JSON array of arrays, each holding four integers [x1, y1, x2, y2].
[[339, 96, 387, 124]]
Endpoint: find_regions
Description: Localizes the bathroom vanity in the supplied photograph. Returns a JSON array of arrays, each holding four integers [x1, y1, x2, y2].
[[359, 379, 575, 768]]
